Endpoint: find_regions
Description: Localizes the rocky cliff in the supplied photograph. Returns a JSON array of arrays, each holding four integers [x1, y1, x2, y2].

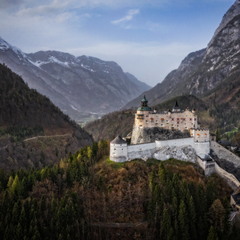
[[124, 0, 240, 109]]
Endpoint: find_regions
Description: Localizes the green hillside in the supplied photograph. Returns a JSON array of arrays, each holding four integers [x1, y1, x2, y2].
[[0, 141, 237, 240]]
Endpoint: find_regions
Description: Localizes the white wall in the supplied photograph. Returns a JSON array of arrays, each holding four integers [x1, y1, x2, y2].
[[194, 142, 210, 158], [128, 142, 156, 160], [128, 142, 156, 153], [156, 138, 194, 148], [110, 137, 210, 162], [156, 138, 210, 159]]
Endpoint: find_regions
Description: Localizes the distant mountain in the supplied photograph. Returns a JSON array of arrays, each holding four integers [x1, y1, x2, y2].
[[0, 38, 150, 121], [124, 0, 240, 110], [0, 63, 93, 170]]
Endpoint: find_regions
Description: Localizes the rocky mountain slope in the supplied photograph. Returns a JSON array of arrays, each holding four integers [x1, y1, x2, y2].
[[0, 63, 92, 170], [124, 0, 240, 111], [0, 37, 150, 122]]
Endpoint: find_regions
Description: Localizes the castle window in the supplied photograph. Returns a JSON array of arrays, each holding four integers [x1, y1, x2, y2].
[[172, 118, 174, 121], [190, 118, 192, 121], [194, 118, 196, 120]]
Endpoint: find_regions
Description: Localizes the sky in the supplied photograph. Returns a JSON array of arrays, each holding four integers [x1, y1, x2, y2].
[[0, 0, 235, 86]]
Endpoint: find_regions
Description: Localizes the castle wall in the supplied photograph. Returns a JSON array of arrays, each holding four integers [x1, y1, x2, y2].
[[128, 142, 156, 160], [215, 162, 240, 190], [110, 137, 211, 162], [194, 142, 210, 158], [196, 156, 215, 176], [155, 137, 194, 148], [211, 141, 240, 168], [155, 138, 210, 159]]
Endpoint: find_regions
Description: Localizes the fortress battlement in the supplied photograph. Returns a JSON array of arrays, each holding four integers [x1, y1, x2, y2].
[[110, 96, 210, 163]]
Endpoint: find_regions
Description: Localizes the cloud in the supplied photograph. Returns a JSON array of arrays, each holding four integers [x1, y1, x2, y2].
[[16, 0, 74, 16], [111, 9, 140, 25], [0, 0, 23, 9]]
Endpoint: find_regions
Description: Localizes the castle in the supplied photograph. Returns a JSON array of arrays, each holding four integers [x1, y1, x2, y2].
[[110, 96, 210, 163]]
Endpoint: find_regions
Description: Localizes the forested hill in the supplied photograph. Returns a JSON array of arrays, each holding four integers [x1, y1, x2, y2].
[[0, 141, 238, 240], [0, 63, 85, 136], [0, 63, 92, 170]]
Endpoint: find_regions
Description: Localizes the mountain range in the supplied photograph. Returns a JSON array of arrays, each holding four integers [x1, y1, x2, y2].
[[86, 0, 240, 142], [0, 38, 150, 122], [124, 0, 240, 109]]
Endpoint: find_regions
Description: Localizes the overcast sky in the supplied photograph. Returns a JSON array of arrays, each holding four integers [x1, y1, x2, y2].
[[0, 0, 235, 86]]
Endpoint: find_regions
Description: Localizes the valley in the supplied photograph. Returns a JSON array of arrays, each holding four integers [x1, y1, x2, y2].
[[0, 0, 240, 239]]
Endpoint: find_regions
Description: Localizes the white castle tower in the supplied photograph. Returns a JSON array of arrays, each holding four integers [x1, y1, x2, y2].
[[110, 136, 128, 162]]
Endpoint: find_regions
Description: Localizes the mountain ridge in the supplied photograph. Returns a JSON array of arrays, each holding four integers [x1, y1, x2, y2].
[[124, 0, 240, 111], [0, 37, 150, 122]]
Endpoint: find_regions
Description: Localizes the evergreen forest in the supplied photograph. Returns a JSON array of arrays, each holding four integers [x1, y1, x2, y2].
[[0, 140, 239, 240]]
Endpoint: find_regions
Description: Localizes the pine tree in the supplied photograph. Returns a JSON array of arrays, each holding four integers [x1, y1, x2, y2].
[[207, 226, 218, 240], [178, 200, 189, 240], [208, 199, 226, 233]]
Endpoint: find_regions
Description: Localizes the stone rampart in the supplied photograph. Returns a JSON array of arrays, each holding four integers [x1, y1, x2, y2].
[[156, 138, 194, 148], [215, 163, 240, 190], [128, 143, 156, 160], [211, 141, 240, 167]]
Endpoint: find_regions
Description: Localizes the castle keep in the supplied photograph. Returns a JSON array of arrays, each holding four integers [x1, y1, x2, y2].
[[110, 96, 210, 163]]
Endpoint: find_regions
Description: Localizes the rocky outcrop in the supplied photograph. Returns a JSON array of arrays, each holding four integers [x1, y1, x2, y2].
[[131, 127, 190, 144], [153, 146, 196, 162], [124, 0, 240, 109]]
